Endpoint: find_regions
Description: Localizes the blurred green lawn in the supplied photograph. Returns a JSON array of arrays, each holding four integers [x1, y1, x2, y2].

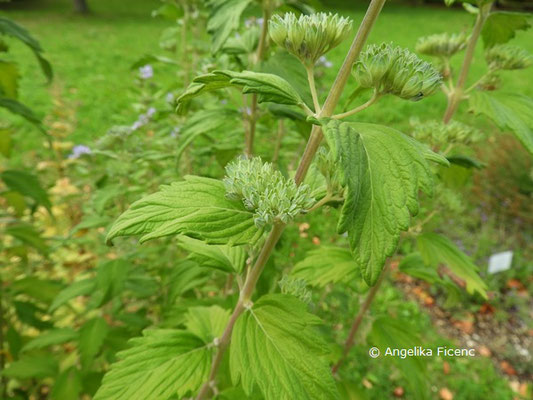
[[2, 0, 532, 143]]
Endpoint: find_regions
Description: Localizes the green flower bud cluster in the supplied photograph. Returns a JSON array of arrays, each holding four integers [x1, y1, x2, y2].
[[224, 157, 314, 228], [269, 12, 352, 66], [411, 119, 484, 146], [279, 275, 311, 305], [485, 45, 533, 71], [352, 43, 442, 101], [415, 32, 468, 58]]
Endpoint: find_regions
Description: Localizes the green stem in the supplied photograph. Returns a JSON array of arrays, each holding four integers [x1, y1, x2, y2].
[[333, 90, 381, 119], [332, 262, 389, 374], [306, 65, 321, 113], [245, 6, 272, 157], [195, 1, 387, 397], [442, 3, 492, 124]]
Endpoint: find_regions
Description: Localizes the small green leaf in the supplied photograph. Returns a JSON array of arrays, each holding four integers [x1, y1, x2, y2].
[[0, 16, 52, 81], [178, 236, 247, 273], [22, 328, 78, 352], [320, 119, 445, 285], [94, 330, 211, 400], [399, 252, 443, 284], [469, 91, 533, 155], [446, 154, 485, 169], [230, 294, 339, 400], [0, 60, 19, 98], [417, 233, 487, 298], [79, 317, 109, 369], [292, 246, 359, 287], [0, 96, 43, 128], [206, 0, 253, 53], [50, 367, 83, 400], [2, 356, 58, 379], [5, 222, 48, 254], [106, 176, 262, 246], [1, 169, 51, 211], [49, 278, 95, 312], [184, 305, 230, 343], [482, 12, 531, 48]]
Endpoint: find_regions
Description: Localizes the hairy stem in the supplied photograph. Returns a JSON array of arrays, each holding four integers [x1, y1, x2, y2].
[[245, 6, 272, 157], [442, 3, 492, 124], [332, 262, 390, 374], [307, 66, 321, 113], [333, 90, 380, 119], [196, 1, 387, 397]]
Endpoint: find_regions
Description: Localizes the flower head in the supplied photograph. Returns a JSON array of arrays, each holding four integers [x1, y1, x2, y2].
[[352, 43, 442, 101], [415, 32, 468, 58], [68, 145, 92, 159], [485, 45, 533, 71], [411, 119, 484, 146], [139, 64, 153, 79], [224, 157, 314, 228], [269, 12, 352, 66]]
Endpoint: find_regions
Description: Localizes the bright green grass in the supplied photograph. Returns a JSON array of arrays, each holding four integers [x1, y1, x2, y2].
[[2, 1, 532, 144]]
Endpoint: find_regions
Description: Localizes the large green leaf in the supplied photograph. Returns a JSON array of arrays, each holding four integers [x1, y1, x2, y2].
[[230, 294, 339, 400], [106, 176, 262, 246], [93, 330, 211, 400], [184, 305, 230, 343], [206, 0, 253, 53], [417, 233, 487, 298], [0, 16, 52, 81], [177, 70, 304, 113], [482, 12, 531, 48], [291, 246, 359, 288], [178, 236, 247, 273], [320, 119, 447, 285], [469, 91, 533, 155]]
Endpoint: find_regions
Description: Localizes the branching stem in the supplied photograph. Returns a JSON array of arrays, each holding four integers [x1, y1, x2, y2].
[[332, 262, 390, 374], [442, 2, 492, 124], [333, 90, 381, 119], [306, 65, 321, 113], [195, 1, 387, 397]]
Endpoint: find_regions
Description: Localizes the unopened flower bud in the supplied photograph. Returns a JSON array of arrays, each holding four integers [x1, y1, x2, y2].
[[352, 43, 442, 101], [269, 12, 352, 66], [485, 45, 533, 71], [415, 32, 468, 58]]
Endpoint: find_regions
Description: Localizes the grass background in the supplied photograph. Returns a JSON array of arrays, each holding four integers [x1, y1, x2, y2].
[[1, 0, 532, 144]]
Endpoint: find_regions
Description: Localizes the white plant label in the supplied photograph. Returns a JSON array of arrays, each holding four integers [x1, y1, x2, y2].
[[488, 251, 513, 274]]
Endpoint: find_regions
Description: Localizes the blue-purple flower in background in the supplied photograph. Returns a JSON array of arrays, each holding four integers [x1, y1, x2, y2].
[[69, 145, 92, 159], [139, 64, 153, 80]]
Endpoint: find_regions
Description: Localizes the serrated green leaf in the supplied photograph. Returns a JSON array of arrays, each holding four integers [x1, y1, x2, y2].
[[49, 278, 95, 312], [184, 305, 230, 343], [178, 236, 247, 273], [482, 12, 531, 48], [230, 294, 339, 400], [79, 317, 109, 369], [94, 330, 211, 400], [1, 355, 58, 379], [320, 119, 445, 285], [207, 0, 253, 53], [291, 246, 359, 288], [177, 70, 304, 113], [469, 91, 533, 155], [417, 233, 487, 298], [50, 367, 83, 400], [106, 176, 262, 246], [1, 169, 51, 211], [22, 328, 78, 352]]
